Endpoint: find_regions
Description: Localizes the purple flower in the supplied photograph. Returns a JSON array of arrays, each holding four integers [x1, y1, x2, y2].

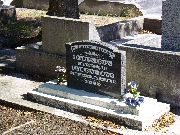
[[128, 81, 138, 88], [131, 98, 136, 105], [135, 97, 144, 106], [125, 97, 133, 106], [125, 96, 144, 106], [138, 97, 144, 103], [123, 88, 129, 95]]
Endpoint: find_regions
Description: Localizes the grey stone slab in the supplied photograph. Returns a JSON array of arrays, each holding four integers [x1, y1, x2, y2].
[[111, 34, 161, 49], [162, 0, 180, 51], [42, 16, 100, 55], [27, 81, 170, 131], [36, 80, 166, 116]]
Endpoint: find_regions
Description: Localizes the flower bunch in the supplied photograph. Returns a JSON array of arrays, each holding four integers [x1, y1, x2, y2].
[[125, 96, 144, 106], [55, 66, 67, 84], [123, 81, 144, 107]]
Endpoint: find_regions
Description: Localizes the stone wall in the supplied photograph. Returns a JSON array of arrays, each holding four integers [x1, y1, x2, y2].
[[42, 15, 100, 55], [16, 48, 66, 78], [11, 0, 142, 17], [117, 45, 180, 107], [161, 0, 180, 50], [16, 44, 180, 108], [98, 17, 144, 42], [78, 0, 143, 17], [42, 15, 144, 55], [11, 0, 49, 10]]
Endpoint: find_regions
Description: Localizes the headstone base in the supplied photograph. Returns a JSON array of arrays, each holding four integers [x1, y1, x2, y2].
[[27, 80, 170, 131]]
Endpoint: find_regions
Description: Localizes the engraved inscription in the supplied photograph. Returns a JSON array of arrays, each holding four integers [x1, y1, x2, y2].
[[66, 41, 126, 98], [70, 44, 116, 86]]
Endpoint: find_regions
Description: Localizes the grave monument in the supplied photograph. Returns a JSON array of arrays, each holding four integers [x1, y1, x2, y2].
[[0, 0, 3, 7], [162, 0, 180, 50], [66, 40, 126, 98], [27, 40, 170, 131], [41, 0, 100, 55], [0, 0, 17, 24]]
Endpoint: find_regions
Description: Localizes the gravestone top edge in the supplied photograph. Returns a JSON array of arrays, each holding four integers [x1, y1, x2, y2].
[[42, 15, 91, 23], [66, 40, 126, 54]]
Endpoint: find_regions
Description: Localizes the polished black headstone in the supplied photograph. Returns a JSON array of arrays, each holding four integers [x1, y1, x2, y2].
[[66, 40, 126, 98]]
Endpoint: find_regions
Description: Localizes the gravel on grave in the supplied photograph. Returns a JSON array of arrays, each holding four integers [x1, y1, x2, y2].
[[0, 71, 119, 135], [0, 102, 176, 135], [0, 105, 119, 135]]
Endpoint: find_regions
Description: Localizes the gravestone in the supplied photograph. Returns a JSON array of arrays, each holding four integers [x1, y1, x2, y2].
[[0, 5, 17, 24], [161, 0, 180, 50], [47, 0, 79, 19], [0, 0, 3, 7], [66, 40, 126, 98]]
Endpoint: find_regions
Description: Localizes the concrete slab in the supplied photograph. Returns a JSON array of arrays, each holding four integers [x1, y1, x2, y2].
[[27, 80, 170, 131], [110, 34, 162, 49], [0, 73, 180, 134]]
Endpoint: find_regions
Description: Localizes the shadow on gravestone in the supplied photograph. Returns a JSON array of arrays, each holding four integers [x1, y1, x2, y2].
[[47, 0, 79, 19], [66, 40, 126, 98]]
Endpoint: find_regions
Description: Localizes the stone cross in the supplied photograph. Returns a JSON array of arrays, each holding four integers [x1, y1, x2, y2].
[[162, 0, 180, 51], [47, 0, 79, 19]]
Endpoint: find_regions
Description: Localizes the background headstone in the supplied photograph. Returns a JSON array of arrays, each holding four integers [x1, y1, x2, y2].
[[66, 40, 126, 98], [162, 0, 180, 51], [47, 0, 79, 19], [0, 0, 3, 7], [42, 16, 101, 55], [0, 5, 17, 24]]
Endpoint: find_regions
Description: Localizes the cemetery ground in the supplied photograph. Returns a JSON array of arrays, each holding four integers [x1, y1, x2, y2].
[[0, 8, 180, 135]]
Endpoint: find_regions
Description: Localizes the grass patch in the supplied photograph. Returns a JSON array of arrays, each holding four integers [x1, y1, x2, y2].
[[1, 21, 32, 37]]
